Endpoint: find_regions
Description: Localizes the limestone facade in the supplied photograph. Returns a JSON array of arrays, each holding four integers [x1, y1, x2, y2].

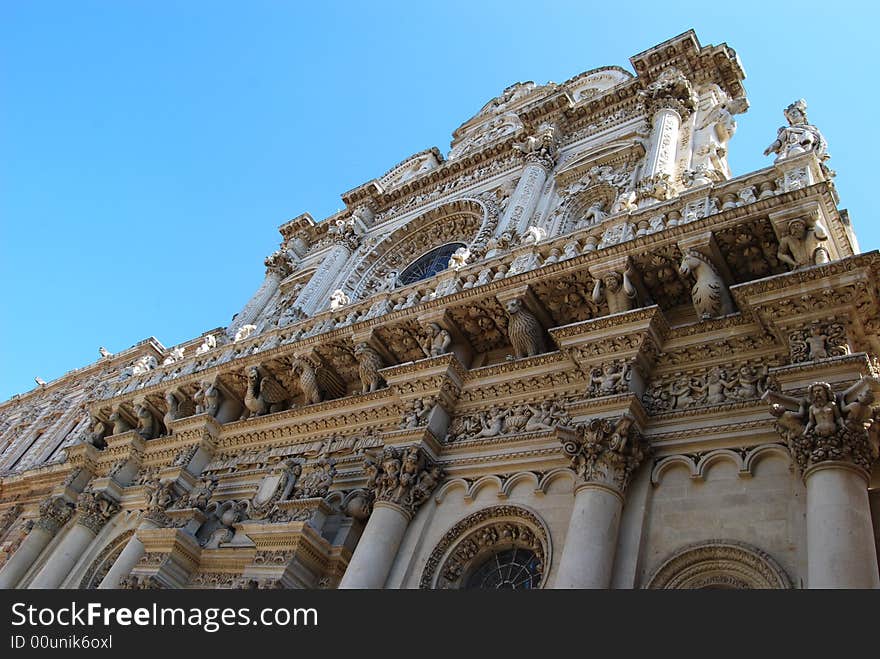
[[1, 30, 878, 589]]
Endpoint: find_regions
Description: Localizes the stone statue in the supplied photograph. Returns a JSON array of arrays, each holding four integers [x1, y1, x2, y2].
[[611, 190, 637, 214], [291, 357, 322, 405], [130, 355, 158, 376], [421, 322, 452, 357], [134, 401, 158, 440], [99, 346, 113, 358], [504, 298, 546, 359], [86, 419, 108, 449], [520, 225, 547, 246], [764, 377, 880, 474], [242, 365, 290, 418], [592, 270, 637, 314], [193, 379, 221, 417], [578, 201, 607, 228], [776, 217, 830, 270], [329, 289, 350, 311], [679, 250, 734, 320], [763, 99, 831, 172], [233, 324, 257, 342], [163, 390, 182, 433], [195, 334, 217, 356], [448, 247, 471, 270], [162, 346, 185, 365], [354, 343, 385, 394], [485, 230, 514, 257], [109, 407, 132, 435]]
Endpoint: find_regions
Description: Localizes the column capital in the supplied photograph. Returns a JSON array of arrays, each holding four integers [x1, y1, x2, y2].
[[561, 414, 649, 495], [765, 377, 880, 482], [363, 445, 444, 518], [75, 489, 120, 535], [639, 67, 697, 120], [34, 497, 74, 535]]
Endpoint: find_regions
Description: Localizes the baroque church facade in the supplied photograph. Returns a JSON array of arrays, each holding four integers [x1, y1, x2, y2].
[[1, 31, 878, 590]]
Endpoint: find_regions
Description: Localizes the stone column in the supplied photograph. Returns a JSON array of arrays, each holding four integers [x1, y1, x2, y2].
[[636, 68, 697, 203], [0, 498, 73, 588], [643, 107, 681, 182], [554, 416, 648, 589], [338, 501, 410, 589], [228, 258, 288, 336], [499, 124, 557, 236], [291, 234, 358, 316], [29, 491, 118, 589], [805, 462, 879, 588], [98, 519, 158, 589], [339, 446, 442, 589], [766, 378, 880, 589]]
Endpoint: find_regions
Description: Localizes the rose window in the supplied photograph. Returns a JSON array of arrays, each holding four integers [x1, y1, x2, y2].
[[397, 243, 466, 286]]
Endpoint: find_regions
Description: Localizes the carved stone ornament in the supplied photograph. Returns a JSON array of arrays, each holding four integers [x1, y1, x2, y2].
[[646, 539, 792, 589], [679, 250, 734, 320], [447, 400, 571, 442], [364, 446, 443, 516], [354, 342, 386, 394], [765, 378, 880, 476], [644, 363, 769, 414], [504, 298, 546, 359], [35, 497, 74, 534], [419, 504, 550, 589], [75, 490, 120, 534], [776, 216, 830, 270], [586, 361, 632, 397], [292, 457, 336, 499], [639, 67, 698, 118], [142, 477, 178, 526], [763, 99, 833, 176], [561, 415, 649, 493], [788, 320, 849, 363]]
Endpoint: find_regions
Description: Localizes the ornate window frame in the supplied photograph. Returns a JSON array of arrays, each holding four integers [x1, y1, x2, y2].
[[419, 504, 551, 590], [345, 197, 498, 299], [645, 539, 792, 589]]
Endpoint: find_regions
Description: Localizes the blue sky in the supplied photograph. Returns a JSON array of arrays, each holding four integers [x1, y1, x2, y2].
[[1, 1, 876, 401]]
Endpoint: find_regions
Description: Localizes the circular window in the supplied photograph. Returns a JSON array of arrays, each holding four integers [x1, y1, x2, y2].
[[398, 243, 465, 286], [465, 547, 543, 589], [420, 505, 551, 589]]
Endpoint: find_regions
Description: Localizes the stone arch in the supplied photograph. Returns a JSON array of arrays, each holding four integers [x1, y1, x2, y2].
[[419, 504, 551, 589], [551, 183, 619, 236], [345, 197, 499, 299], [78, 529, 135, 589], [645, 539, 792, 589]]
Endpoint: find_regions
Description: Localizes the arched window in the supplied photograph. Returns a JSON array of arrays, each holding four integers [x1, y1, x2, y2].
[[398, 243, 465, 286], [464, 547, 543, 589]]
